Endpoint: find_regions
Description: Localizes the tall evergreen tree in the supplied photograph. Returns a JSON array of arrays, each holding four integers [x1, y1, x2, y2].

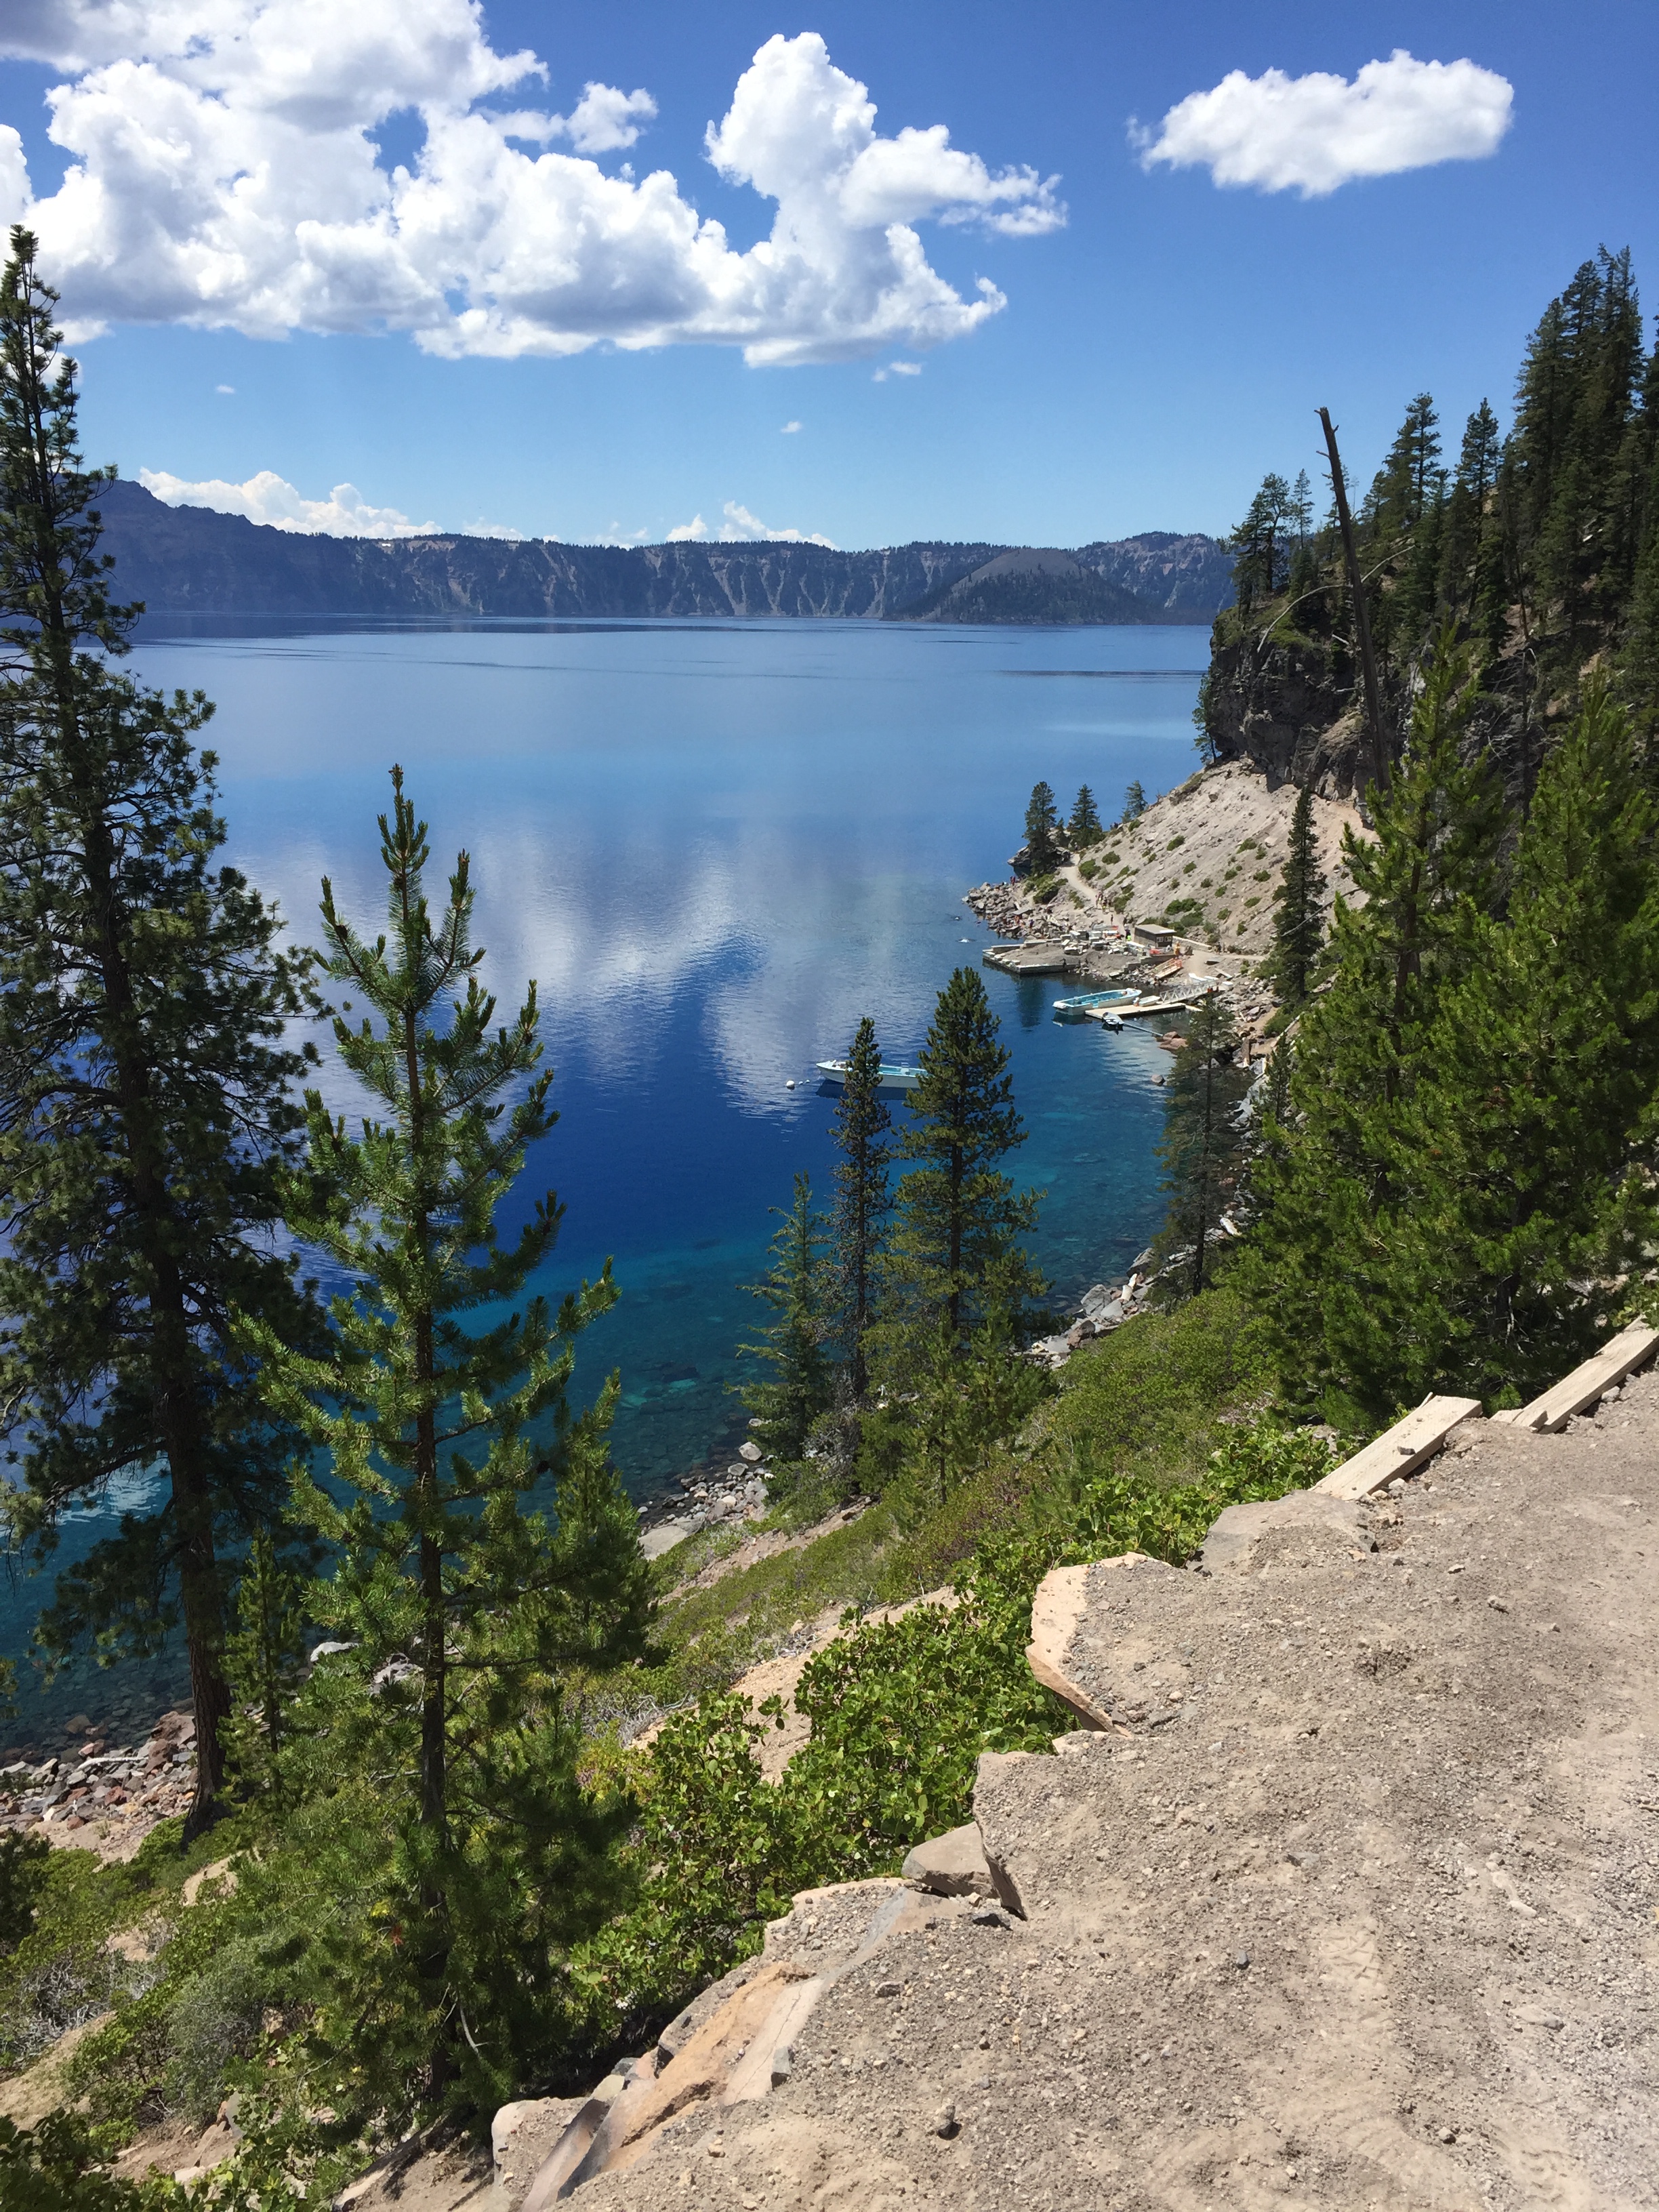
[[1152, 995, 1250, 1300], [1509, 250, 1645, 664], [1439, 400, 1502, 620], [222, 1527, 311, 1806], [873, 968, 1042, 1382], [1023, 780, 1061, 874], [1236, 637, 1507, 1423], [739, 1171, 833, 1460], [1228, 473, 1294, 610], [0, 229, 316, 1833], [1122, 779, 1147, 822], [247, 770, 649, 2108], [1067, 784, 1103, 848], [1289, 468, 1314, 550], [826, 1018, 891, 1402], [1366, 392, 1442, 541], [1616, 321, 1659, 731], [1266, 783, 1327, 1008], [1395, 678, 1659, 1399]]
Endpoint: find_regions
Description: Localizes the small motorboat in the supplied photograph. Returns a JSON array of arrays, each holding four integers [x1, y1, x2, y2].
[[1052, 988, 1136, 1021], [816, 1059, 924, 1092], [1098, 1011, 1124, 1032]]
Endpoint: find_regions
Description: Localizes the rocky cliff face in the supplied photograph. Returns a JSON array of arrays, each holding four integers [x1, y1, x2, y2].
[[1204, 628, 1363, 794], [1204, 614, 1536, 805], [96, 481, 1232, 624]]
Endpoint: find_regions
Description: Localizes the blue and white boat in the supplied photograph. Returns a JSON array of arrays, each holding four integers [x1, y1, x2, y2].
[[816, 1059, 924, 1092], [1051, 988, 1136, 1021]]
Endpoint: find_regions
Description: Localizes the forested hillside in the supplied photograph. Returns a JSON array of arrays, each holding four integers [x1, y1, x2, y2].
[[1197, 247, 1659, 794]]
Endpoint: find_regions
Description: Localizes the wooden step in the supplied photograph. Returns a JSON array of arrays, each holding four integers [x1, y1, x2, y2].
[[1489, 1320, 1659, 1434], [1314, 1394, 1483, 1500]]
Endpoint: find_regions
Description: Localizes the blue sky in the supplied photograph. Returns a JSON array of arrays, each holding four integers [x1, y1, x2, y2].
[[1, 2, 1654, 550]]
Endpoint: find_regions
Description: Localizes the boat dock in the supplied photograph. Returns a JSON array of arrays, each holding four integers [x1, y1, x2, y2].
[[983, 941, 1071, 976], [1083, 987, 1216, 1022]]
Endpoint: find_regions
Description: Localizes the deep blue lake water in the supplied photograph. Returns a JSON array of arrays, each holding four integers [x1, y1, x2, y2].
[[0, 615, 1206, 1745]]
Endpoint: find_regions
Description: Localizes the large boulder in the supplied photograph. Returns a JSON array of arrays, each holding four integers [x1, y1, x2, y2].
[[900, 1822, 993, 1898]]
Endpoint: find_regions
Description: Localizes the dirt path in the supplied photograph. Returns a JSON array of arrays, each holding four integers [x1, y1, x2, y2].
[[581, 1371, 1659, 2210]]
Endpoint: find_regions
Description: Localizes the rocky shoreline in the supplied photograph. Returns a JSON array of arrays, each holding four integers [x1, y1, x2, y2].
[[0, 1706, 197, 1851], [636, 1435, 773, 1557]]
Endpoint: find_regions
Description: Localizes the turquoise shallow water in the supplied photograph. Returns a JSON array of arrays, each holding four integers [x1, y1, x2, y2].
[[0, 615, 1206, 1746]]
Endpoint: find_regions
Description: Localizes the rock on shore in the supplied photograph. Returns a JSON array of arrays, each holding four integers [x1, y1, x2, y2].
[[1, 1707, 197, 1852]]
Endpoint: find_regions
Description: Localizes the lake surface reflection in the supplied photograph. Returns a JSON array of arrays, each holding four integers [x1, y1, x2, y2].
[[1, 615, 1206, 1738]]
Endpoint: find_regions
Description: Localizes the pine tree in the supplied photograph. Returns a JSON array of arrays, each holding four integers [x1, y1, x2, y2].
[[1023, 781, 1061, 875], [1289, 469, 1314, 550], [826, 1018, 891, 1402], [1227, 474, 1294, 610], [1122, 779, 1147, 822], [1395, 470, 1448, 639], [890, 1307, 1044, 1521], [0, 229, 317, 1835], [1266, 784, 1327, 1008], [1617, 321, 1659, 733], [873, 968, 1042, 1383], [1510, 250, 1645, 668], [1152, 994, 1250, 1300], [1366, 393, 1441, 542], [1439, 401, 1501, 621], [1397, 678, 1659, 1399], [1236, 636, 1506, 1424], [1240, 1031, 1294, 1226], [247, 769, 648, 2108], [739, 1172, 833, 1461], [1067, 785, 1103, 848], [222, 1528, 311, 1805]]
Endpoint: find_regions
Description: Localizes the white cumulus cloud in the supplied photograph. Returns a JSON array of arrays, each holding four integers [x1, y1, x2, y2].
[[0, 11, 1062, 363], [554, 82, 656, 155], [1135, 49, 1513, 199], [780, 419, 801, 433], [139, 466, 438, 535], [717, 500, 834, 546], [0, 124, 30, 225], [665, 501, 834, 546]]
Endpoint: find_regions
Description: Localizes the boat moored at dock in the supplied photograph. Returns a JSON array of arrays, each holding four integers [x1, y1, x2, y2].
[[815, 1059, 924, 1092], [1052, 988, 1136, 1021]]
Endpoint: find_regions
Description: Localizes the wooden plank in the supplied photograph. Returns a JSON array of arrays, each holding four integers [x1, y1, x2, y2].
[[1498, 1320, 1659, 1434], [1314, 1394, 1482, 1500]]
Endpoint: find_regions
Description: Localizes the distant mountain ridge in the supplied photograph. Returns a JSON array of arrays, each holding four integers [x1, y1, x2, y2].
[[95, 481, 1232, 624]]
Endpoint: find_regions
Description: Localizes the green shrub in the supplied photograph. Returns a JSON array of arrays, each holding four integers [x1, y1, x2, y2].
[[0, 2110, 176, 2211], [1027, 874, 1059, 903], [0, 1835, 50, 1952], [0, 1841, 136, 2074], [163, 1938, 270, 2123]]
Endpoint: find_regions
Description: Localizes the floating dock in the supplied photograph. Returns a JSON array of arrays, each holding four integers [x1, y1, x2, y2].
[[983, 942, 1071, 976], [1085, 988, 1216, 1022]]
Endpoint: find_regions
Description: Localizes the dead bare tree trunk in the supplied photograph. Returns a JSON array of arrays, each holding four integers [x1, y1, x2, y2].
[[1319, 407, 1391, 796]]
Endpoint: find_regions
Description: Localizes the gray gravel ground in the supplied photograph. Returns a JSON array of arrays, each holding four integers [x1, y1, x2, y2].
[[577, 1374, 1659, 2211]]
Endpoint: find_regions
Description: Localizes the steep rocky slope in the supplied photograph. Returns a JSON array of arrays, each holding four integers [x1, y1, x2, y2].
[[537, 1369, 1659, 2211]]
